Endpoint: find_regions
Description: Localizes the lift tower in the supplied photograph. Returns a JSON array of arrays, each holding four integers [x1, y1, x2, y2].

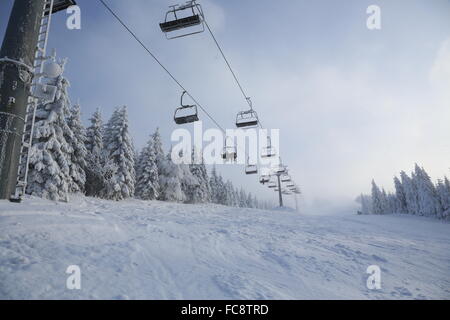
[[0, 0, 75, 200]]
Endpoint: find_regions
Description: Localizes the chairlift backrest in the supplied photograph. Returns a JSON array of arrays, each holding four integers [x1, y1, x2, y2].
[[236, 109, 259, 128]]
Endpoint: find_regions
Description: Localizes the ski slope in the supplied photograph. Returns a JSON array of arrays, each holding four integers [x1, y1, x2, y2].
[[0, 196, 449, 300]]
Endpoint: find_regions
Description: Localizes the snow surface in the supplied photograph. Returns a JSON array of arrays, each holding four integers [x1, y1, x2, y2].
[[0, 196, 449, 300]]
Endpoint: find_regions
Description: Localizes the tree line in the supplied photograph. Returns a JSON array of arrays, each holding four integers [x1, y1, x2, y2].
[[357, 164, 450, 220], [25, 60, 272, 209]]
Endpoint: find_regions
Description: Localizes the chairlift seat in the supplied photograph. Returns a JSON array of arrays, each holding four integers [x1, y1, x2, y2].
[[268, 182, 277, 188], [222, 148, 237, 162], [236, 110, 259, 128], [259, 175, 270, 184], [245, 165, 258, 175], [160, 14, 201, 33], [261, 147, 276, 158]]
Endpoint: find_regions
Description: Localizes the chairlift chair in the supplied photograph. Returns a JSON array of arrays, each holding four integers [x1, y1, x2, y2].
[[236, 109, 259, 128], [160, 1, 205, 39], [174, 91, 199, 125], [221, 137, 237, 162], [261, 136, 276, 158], [267, 181, 277, 188], [245, 157, 258, 175], [286, 182, 295, 188], [281, 174, 291, 183], [259, 175, 270, 184]]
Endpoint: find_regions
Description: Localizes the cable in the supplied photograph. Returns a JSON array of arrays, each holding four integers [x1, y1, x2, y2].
[[199, 9, 263, 129], [98, 0, 226, 133]]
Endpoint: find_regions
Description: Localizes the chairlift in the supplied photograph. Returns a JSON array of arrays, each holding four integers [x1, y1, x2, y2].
[[259, 175, 270, 184], [274, 165, 286, 174], [174, 91, 199, 125], [236, 110, 259, 128], [236, 97, 259, 128], [281, 174, 291, 183], [245, 157, 258, 175], [261, 136, 276, 158], [282, 190, 292, 195], [221, 136, 237, 162], [160, 1, 205, 39], [286, 182, 295, 188], [268, 181, 277, 188]]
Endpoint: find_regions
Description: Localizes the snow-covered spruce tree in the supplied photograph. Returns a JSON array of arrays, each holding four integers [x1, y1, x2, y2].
[[27, 58, 74, 201], [209, 166, 220, 204], [360, 194, 373, 215], [386, 192, 398, 214], [401, 170, 419, 215], [176, 150, 198, 204], [103, 106, 136, 200], [85, 108, 103, 159], [224, 180, 236, 207], [152, 128, 166, 195], [238, 188, 247, 208], [188, 148, 211, 203], [135, 135, 159, 200], [371, 180, 384, 214], [66, 103, 87, 194], [215, 174, 227, 205], [84, 108, 105, 197], [436, 178, 450, 219], [158, 149, 186, 202], [414, 164, 440, 217], [394, 176, 408, 213], [233, 187, 241, 207]]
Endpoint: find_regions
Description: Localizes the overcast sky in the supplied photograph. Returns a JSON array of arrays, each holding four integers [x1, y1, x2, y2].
[[1, 0, 449, 213]]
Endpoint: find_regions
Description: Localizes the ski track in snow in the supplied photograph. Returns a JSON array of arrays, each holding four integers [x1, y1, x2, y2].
[[0, 196, 449, 300]]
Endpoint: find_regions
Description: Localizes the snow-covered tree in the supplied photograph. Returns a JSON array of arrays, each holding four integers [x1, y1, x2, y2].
[[188, 148, 211, 203], [401, 171, 419, 215], [246, 193, 254, 208], [356, 194, 372, 215], [238, 188, 247, 208], [224, 180, 236, 207], [393, 176, 407, 213], [158, 149, 185, 202], [414, 164, 439, 217], [103, 106, 136, 200], [371, 180, 384, 214], [135, 135, 159, 200], [85, 109, 106, 197], [436, 178, 450, 219], [27, 58, 73, 201], [66, 103, 87, 194], [209, 166, 220, 204]]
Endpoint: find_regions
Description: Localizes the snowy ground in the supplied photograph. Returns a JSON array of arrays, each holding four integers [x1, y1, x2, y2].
[[0, 196, 449, 300]]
